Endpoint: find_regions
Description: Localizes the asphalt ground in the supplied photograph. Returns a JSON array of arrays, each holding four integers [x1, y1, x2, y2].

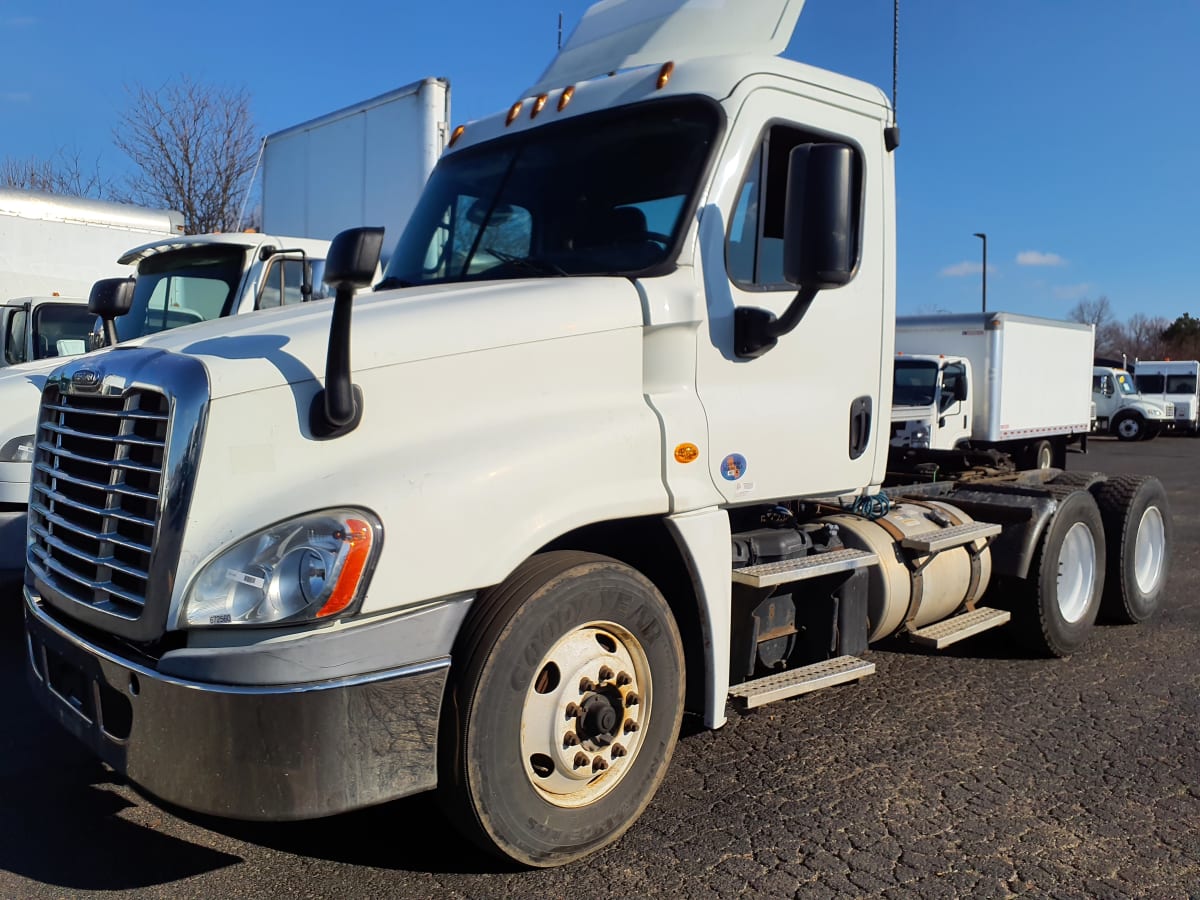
[[1, 435, 1197, 898]]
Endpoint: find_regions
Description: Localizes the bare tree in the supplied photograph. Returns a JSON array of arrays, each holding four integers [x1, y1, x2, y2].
[[1118, 314, 1172, 362], [114, 77, 258, 235], [0, 149, 108, 197], [1067, 296, 1123, 356]]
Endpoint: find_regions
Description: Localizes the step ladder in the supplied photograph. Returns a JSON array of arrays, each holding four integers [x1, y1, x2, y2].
[[728, 655, 875, 709], [908, 607, 1011, 649], [900, 521, 1001, 554], [731, 547, 878, 588]]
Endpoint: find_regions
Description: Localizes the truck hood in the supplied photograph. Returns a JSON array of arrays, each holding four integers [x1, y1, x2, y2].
[[0, 356, 68, 443], [87, 277, 647, 401]]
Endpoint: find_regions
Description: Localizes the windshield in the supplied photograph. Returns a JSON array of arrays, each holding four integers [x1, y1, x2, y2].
[[116, 246, 246, 341], [1114, 371, 1138, 396], [893, 359, 939, 406], [381, 98, 720, 288], [32, 303, 95, 360]]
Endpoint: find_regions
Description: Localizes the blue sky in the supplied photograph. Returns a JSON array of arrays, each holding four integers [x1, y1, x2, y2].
[[2, 1, 1197, 324]]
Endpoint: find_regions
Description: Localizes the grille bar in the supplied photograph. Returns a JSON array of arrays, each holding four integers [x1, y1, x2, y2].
[[36, 440, 161, 475], [31, 484, 156, 529], [41, 420, 166, 448], [42, 401, 168, 421], [29, 500, 152, 555], [30, 524, 150, 581], [33, 461, 159, 502], [29, 546, 147, 612]]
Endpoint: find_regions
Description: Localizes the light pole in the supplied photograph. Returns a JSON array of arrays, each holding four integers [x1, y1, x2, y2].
[[973, 232, 987, 312]]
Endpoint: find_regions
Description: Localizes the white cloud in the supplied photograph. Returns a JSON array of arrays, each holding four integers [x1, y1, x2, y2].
[[1053, 282, 1091, 301], [1, 91, 31, 103], [1017, 250, 1067, 267]]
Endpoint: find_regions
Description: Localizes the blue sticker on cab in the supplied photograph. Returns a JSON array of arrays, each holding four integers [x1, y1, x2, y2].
[[720, 453, 747, 481]]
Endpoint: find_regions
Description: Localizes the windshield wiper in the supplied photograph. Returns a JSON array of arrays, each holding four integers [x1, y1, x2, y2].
[[485, 247, 567, 277], [374, 276, 417, 291]]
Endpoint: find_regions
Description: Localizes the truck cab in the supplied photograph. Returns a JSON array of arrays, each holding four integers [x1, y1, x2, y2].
[[1, 296, 96, 367], [1133, 360, 1199, 434], [1092, 365, 1170, 441], [890, 354, 971, 451]]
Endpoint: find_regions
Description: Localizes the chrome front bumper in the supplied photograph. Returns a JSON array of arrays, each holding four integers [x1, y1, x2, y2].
[[24, 590, 451, 820]]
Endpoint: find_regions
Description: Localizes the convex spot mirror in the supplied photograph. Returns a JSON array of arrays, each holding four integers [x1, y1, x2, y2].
[[782, 143, 860, 289]]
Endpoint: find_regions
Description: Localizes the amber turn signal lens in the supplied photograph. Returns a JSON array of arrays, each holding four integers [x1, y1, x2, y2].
[[448, 124, 466, 148], [674, 443, 700, 464], [657, 61, 674, 90]]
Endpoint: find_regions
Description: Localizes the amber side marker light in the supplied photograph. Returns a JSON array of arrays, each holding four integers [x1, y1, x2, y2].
[[657, 61, 675, 90], [506, 101, 524, 126], [674, 442, 700, 464], [558, 85, 575, 111], [449, 124, 466, 148]]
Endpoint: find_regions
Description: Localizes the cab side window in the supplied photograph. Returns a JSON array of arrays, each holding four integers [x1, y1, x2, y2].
[[257, 258, 317, 309], [940, 363, 966, 412], [726, 123, 862, 289]]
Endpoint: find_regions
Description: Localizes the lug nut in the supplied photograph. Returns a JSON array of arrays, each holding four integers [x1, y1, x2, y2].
[[579, 677, 595, 693], [598, 665, 614, 682], [616, 671, 632, 686], [565, 702, 580, 719], [611, 743, 627, 758], [624, 718, 639, 734], [563, 731, 579, 747], [573, 752, 590, 770], [625, 692, 639, 706], [592, 757, 609, 772]]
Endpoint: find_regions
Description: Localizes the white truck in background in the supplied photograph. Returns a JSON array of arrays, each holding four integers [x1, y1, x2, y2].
[[0, 231, 333, 581], [890, 313, 1094, 471], [23, 0, 1173, 869], [0, 188, 183, 367], [261, 79, 449, 262], [1091, 365, 1171, 441], [1133, 359, 1200, 435]]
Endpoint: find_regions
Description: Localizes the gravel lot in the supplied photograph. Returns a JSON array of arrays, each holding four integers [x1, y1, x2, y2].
[[2, 436, 1197, 899]]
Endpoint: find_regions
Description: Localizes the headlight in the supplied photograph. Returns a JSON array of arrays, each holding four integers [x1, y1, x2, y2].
[[0, 434, 35, 463], [182, 509, 382, 628], [1147, 407, 1163, 417]]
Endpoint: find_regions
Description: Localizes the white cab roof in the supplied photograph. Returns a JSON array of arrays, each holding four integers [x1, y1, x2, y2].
[[117, 233, 331, 266], [527, 0, 806, 95]]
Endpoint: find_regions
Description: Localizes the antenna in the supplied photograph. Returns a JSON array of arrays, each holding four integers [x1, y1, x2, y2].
[[558, 12, 563, 50], [884, 0, 901, 151]]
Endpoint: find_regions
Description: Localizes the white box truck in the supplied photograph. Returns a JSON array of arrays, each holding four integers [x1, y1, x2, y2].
[[0, 231, 333, 581], [23, 0, 1172, 868], [1133, 359, 1199, 434], [891, 313, 1094, 470], [1091, 365, 1171, 441], [0, 188, 183, 367], [261, 79, 449, 261]]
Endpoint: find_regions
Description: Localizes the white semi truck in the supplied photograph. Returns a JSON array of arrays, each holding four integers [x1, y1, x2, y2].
[[0, 188, 183, 368], [1133, 359, 1200, 435], [890, 313, 1094, 471], [22, 0, 1172, 868], [1091, 364, 1171, 441], [0, 232, 331, 580], [261, 78, 449, 262]]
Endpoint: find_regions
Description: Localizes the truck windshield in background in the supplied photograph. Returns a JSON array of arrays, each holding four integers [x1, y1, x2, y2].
[[893, 359, 939, 406], [381, 98, 720, 288], [115, 246, 246, 341], [32, 303, 96, 360]]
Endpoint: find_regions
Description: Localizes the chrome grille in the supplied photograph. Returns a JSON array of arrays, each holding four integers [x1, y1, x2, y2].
[[28, 387, 170, 620]]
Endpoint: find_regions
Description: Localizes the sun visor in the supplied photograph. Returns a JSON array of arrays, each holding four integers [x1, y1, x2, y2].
[[525, 0, 807, 96]]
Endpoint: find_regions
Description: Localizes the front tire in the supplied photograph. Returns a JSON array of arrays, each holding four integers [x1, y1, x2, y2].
[[1092, 475, 1171, 623], [1112, 412, 1144, 442], [1013, 490, 1106, 657], [441, 551, 685, 867]]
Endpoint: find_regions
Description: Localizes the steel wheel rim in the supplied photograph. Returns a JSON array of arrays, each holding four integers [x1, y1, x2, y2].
[[1133, 506, 1166, 595], [1117, 418, 1140, 438], [1036, 444, 1053, 468], [1057, 521, 1097, 623], [519, 620, 650, 808]]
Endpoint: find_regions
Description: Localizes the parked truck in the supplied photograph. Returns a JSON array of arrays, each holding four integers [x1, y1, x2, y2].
[[261, 79, 449, 261], [1091, 364, 1171, 441], [1133, 359, 1200, 435], [890, 313, 1094, 471], [0, 188, 183, 367], [0, 231, 332, 581], [23, 0, 1172, 869]]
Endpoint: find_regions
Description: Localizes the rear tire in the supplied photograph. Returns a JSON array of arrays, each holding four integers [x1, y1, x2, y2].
[[1012, 490, 1106, 657], [1092, 475, 1171, 624], [1028, 439, 1054, 470], [440, 551, 685, 867]]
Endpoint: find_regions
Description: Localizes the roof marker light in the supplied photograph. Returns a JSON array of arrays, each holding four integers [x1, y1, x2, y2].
[[657, 61, 675, 90], [531, 94, 548, 118], [558, 86, 575, 111], [506, 101, 524, 126], [449, 124, 466, 148]]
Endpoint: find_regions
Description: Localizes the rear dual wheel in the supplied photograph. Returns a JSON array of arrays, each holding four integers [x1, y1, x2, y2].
[[440, 551, 684, 867], [1092, 475, 1171, 623]]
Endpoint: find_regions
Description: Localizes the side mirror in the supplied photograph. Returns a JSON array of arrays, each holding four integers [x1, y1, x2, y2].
[[782, 143, 858, 288], [87, 277, 136, 347], [311, 226, 385, 439], [735, 143, 860, 358]]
